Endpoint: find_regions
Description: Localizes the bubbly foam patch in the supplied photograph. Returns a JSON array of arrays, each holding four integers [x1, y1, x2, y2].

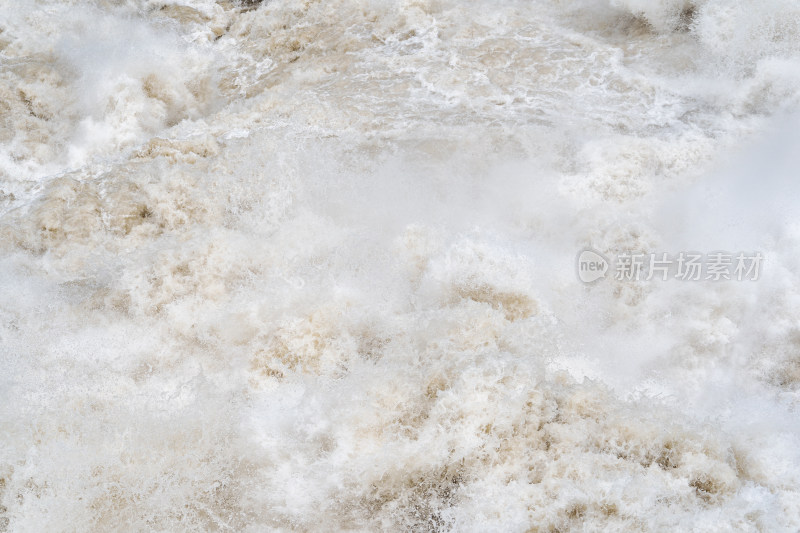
[[2, 0, 800, 530]]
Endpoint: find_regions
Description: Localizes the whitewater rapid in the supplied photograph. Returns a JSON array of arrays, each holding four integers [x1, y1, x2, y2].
[[2, 0, 800, 531]]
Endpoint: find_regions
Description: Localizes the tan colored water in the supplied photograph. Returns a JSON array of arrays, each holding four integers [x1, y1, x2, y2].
[[2, 0, 800, 530]]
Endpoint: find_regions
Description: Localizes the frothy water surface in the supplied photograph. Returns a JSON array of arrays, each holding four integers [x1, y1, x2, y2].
[[2, 0, 800, 531]]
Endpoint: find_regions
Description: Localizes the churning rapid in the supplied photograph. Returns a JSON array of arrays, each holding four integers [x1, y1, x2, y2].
[[2, 0, 800, 530]]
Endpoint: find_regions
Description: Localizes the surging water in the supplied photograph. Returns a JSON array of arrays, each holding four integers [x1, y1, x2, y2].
[[2, 0, 800, 531]]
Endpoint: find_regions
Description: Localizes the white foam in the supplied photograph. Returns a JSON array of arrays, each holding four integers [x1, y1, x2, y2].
[[2, 0, 800, 530]]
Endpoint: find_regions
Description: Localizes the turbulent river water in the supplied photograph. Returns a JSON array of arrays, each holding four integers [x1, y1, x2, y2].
[[2, 0, 800, 531]]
